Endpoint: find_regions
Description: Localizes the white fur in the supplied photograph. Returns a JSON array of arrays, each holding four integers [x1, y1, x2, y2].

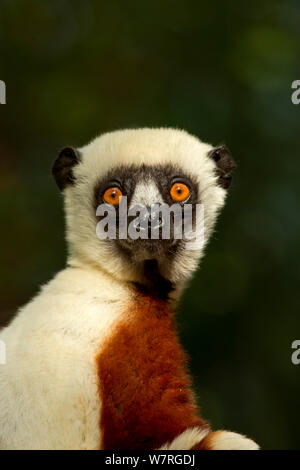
[[159, 429, 259, 451], [0, 128, 256, 450], [207, 431, 259, 450], [159, 427, 210, 450], [0, 266, 131, 449], [130, 180, 163, 208]]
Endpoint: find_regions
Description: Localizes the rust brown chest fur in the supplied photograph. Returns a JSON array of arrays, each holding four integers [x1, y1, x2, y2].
[[96, 293, 205, 450]]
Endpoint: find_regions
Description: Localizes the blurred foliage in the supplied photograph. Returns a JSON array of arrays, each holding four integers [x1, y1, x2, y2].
[[0, 0, 299, 449]]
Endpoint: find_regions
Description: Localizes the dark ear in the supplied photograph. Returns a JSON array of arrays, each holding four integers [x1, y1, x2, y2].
[[52, 147, 81, 191], [209, 145, 236, 189]]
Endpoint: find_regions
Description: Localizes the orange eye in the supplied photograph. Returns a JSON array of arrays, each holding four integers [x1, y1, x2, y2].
[[103, 187, 123, 205], [170, 182, 190, 202]]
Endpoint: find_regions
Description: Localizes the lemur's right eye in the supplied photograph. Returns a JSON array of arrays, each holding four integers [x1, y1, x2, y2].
[[103, 187, 123, 206]]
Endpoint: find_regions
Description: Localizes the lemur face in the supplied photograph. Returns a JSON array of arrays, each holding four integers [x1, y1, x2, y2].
[[93, 163, 199, 261], [53, 129, 235, 296]]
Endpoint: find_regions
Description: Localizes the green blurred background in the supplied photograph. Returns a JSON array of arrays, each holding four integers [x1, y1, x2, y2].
[[0, 0, 299, 449]]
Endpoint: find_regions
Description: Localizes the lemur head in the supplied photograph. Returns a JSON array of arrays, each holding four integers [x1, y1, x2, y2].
[[52, 128, 235, 298]]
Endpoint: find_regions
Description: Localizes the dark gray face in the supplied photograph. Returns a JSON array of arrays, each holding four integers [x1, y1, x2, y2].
[[93, 163, 199, 255], [93, 163, 199, 208], [93, 163, 200, 299]]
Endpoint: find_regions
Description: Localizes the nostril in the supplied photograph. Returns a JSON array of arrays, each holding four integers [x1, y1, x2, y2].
[[159, 214, 164, 228], [151, 213, 164, 230]]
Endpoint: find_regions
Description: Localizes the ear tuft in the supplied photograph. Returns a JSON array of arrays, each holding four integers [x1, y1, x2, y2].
[[52, 147, 81, 191], [209, 145, 236, 189]]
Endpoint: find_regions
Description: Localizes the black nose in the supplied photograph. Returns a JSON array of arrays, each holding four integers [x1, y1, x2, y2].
[[127, 204, 165, 236], [146, 205, 164, 230]]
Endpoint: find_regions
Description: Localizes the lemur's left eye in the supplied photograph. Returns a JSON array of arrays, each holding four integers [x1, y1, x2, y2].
[[103, 187, 123, 205], [170, 182, 190, 202]]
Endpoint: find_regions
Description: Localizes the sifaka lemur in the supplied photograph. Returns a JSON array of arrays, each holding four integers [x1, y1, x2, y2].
[[0, 128, 258, 450]]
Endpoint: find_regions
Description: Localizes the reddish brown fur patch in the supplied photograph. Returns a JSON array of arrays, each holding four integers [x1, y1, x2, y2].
[[96, 292, 207, 450]]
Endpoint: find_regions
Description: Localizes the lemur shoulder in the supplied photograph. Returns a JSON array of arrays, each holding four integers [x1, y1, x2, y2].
[[0, 128, 258, 450]]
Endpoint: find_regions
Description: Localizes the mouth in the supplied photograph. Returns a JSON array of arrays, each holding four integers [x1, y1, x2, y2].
[[110, 223, 182, 300], [114, 207, 182, 262], [116, 236, 178, 262]]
